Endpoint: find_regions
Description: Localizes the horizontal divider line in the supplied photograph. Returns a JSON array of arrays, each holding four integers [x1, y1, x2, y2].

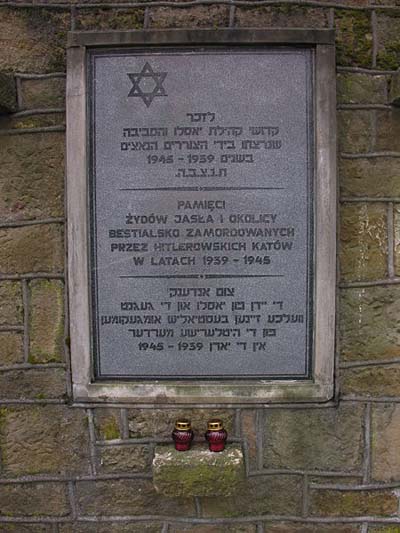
[[71, 401, 339, 409], [337, 104, 392, 110], [339, 278, 400, 288], [0, 125, 65, 136], [0, 325, 24, 332], [340, 197, 400, 203], [12, 108, 65, 118], [341, 151, 400, 159], [0, 363, 66, 372], [341, 396, 400, 402], [0, 218, 64, 228], [95, 436, 243, 446], [14, 72, 66, 79], [0, 399, 66, 405], [0, 273, 65, 281], [3, 0, 400, 12], [0, 473, 153, 485], [12, 66, 397, 77], [0, 515, 399, 525], [0, 468, 366, 485], [309, 482, 400, 490], [249, 469, 362, 477], [337, 66, 399, 75], [119, 187, 285, 191], [340, 358, 400, 369], [120, 274, 284, 279]]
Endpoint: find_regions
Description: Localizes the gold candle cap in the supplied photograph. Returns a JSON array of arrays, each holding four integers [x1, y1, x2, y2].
[[175, 419, 191, 431], [207, 419, 223, 431]]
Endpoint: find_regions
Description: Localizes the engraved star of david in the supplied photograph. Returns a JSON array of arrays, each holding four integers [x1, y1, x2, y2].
[[127, 62, 167, 108]]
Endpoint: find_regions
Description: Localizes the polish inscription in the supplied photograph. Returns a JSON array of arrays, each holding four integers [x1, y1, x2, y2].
[[89, 48, 314, 378]]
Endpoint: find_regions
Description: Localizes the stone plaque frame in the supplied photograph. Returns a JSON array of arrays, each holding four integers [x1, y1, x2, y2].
[[66, 29, 336, 404]]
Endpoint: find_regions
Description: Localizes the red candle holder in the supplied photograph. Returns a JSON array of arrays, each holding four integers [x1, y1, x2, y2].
[[205, 418, 227, 452], [172, 419, 194, 451]]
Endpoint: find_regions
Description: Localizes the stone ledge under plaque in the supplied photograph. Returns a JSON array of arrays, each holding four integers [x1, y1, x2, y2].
[[152, 443, 245, 497]]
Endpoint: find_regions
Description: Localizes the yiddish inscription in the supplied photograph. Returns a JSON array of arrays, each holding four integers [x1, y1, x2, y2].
[[89, 48, 314, 378]]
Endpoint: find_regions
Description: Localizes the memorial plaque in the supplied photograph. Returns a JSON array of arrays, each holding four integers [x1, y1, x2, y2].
[[67, 30, 336, 401], [89, 46, 313, 379]]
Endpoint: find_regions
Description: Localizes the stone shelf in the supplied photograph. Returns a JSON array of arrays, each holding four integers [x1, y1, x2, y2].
[[152, 443, 245, 497]]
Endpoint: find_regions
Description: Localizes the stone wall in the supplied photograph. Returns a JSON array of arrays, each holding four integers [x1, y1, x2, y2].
[[0, 1, 400, 531]]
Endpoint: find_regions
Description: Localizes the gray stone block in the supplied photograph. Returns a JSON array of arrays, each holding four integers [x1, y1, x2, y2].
[[0, 72, 17, 113], [153, 443, 245, 497]]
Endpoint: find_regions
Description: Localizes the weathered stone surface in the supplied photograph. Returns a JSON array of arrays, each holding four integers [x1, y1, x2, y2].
[[309, 487, 398, 516], [20, 77, 65, 110], [369, 526, 400, 533], [128, 409, 234, 439], [170, 525, 256, 533], [339, 286, 400, 362], [371, 0, 400, 6], [0, 332, 24, 366], [241, 410, 257, 470], [0, 526, 52, 533], [309, 475, 364, 485], [236, 6, 328, 28], [341, 364, 400, 396], [76, 479, 195, 516], [338, 110, 372, 153], [340, 157, 400, 198], [201, 475, 303, 517], [77, 9, 144, 30], [153, 444, 245, 497], [0, 224, 64, 274], [337, 73, 388, 104], [0, 406, 90, 476], [0, 281, 22, 325], [394, 204, 400, 276], [0, 112, 64, 131], [371, 403, 400, 481], [0, 482, 68, 516], [0, 72, 17, 113], [376, 15, 400, 69], [263, 405, 363, 472], [340, 203, 387, 282], [94, 408, 121, 440], [0, 8, 68, 73], [375, 109, 400, 151], [29, 279, 64, 363], [0, 132, 64, 221], [0, 368, 66, 400], [390, 70, 400, 106], [332, 0, 369, 6], [335, 10, 373, 67], [262, 524, 359, 533], [150, 6, 228, 28], [59, 525, 161, 533], [98, 444, 150, 474]]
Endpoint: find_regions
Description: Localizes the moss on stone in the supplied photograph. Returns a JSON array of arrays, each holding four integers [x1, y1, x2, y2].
[[3, 114, 64, 130], [370, 527, 400, 533], [0, 72, 17, 113], [29, 280, 64, 364], [76, 9, 144, 31], [101, 418, 120, 441], [376, 13, 400, 70], [310, 488, 398, 516], [19, 8, 68, 72], [377, 39, 400, 69], [335, 10, 373, 67], [153, 444, 244, 497]]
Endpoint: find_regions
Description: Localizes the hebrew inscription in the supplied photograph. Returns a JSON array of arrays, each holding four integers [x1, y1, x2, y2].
[[89, 48, 314, 378]]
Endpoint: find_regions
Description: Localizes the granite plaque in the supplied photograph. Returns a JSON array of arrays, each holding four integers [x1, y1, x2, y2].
[[88, 46, 314, 379]]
